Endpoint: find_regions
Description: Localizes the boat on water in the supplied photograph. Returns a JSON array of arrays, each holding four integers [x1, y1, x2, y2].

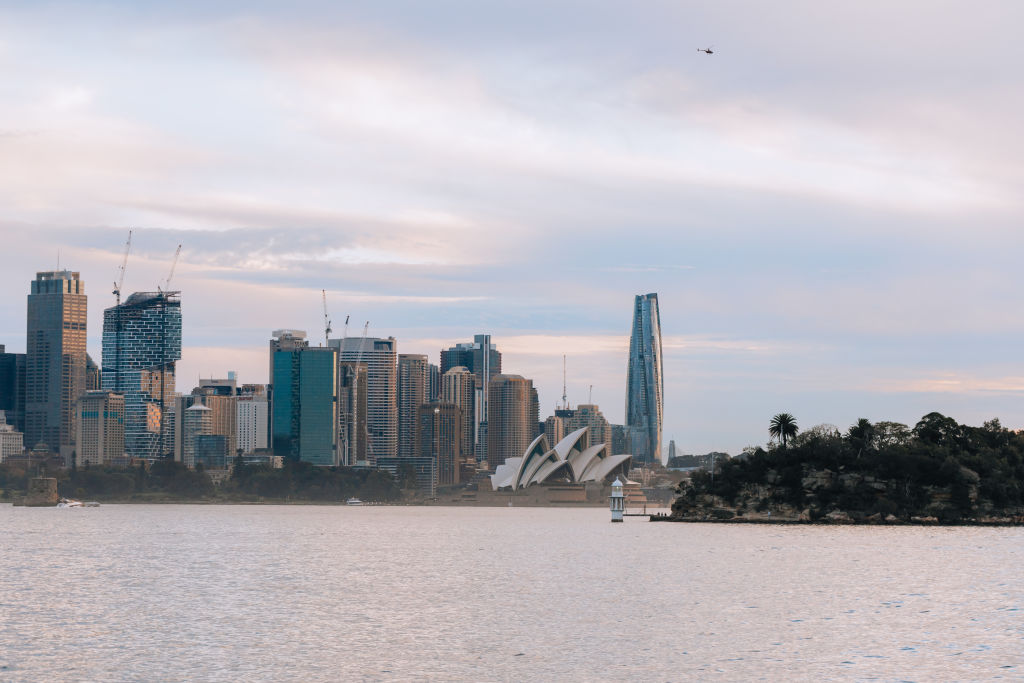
[[345, 498, 364, 506], [56, 499, 100, 508]]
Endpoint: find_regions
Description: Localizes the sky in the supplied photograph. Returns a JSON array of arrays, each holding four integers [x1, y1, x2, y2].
[[2, 1, 1023, 455]]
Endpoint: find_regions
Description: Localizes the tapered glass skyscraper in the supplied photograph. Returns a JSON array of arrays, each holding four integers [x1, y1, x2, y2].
[[626, 293, 664, 465]]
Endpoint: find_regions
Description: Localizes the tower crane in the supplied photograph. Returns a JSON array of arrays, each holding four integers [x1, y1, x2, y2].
[[112, 230, 133, 306], [160, 244, 182, 292], [321, 289, 333, 346]]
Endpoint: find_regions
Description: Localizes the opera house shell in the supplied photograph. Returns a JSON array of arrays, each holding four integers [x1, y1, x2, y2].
[[490, 427, 632, 491]]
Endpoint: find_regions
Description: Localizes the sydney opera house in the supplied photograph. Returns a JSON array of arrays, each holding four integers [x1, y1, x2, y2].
[[490, 427, 631, 491]]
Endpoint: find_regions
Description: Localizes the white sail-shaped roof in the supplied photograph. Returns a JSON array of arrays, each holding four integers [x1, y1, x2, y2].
[[490, 426, 631, 490]]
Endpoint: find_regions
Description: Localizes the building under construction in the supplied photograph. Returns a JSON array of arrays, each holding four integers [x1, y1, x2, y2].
[[100, 291, 181, 460]]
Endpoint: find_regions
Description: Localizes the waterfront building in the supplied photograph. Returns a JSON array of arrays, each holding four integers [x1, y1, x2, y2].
[[489, 427, 632, 491], [0, 410, 24, 463], [25, 270, 88, 459], [441, 366, 476, 466], [74, 391, 125, 465], [418, 402, 461, 487], [237, 391, 268, 454], [101, 291, 182, 460], [626, 293, 664, 465], [376, 456, 436, 498], [331, 336, 397, 463], [397, 354, 428, 459], [0, 345, 26, 433], [195, 434, 228, 469], [486, 374, 539, 471], [337, 361, 368, 466], [441, 334, 501, 465], [270, 342, 337, 466]]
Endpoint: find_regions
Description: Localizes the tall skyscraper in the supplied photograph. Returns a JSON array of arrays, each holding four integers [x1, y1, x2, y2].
[[270, 341, 337, 466], [0, 345, 26, 433], [441, 334, 500, 464], [25, 270, 88, 458], [543, 414, 564, 449], [197, 378, 238, 457], [418, 402, 461, 487], [331, 336, 397, 463], [397, 354, 428, 459], [626, 293, 664, 465], [75, 391, 125, 466], [268, 329, 308, 384], [180, 403, 212, 469], [486, 374, 539, 471], [101, 291, 182, 460], [441, 366, 476, 466]]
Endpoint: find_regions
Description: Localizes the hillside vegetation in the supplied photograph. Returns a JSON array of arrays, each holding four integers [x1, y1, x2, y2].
[[672, 413, 1024, 524]]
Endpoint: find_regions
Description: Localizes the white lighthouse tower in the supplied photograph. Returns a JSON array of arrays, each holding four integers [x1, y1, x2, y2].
[[610, 477, 624, 522]]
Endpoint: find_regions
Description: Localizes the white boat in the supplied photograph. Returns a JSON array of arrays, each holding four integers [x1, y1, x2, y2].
[[346, 498, 364, 506], [56, 499, 100, 508]]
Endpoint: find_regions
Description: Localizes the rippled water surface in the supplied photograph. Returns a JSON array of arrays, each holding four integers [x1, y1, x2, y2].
[[1, 504, 1022, 681]]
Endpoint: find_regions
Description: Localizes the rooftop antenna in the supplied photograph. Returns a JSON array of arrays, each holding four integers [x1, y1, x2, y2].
[[561, 354, 568, 410]]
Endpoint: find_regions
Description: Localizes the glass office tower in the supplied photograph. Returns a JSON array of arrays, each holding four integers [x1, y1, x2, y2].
[[625, 293, 664, 465]]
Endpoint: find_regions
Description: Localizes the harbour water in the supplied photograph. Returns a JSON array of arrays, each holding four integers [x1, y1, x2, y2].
[[1, 504, 1021, 681]]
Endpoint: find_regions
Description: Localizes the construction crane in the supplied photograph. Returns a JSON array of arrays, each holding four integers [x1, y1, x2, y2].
[[160, 244, 182, 292], [112, 230, 133, 306], [321, 289, 333, 346]]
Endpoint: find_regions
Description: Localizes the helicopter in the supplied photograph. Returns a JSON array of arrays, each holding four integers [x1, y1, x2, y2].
[[697, 46, 714, 54]]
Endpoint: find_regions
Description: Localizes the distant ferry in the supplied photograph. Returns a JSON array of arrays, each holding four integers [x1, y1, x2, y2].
[[345, 498, 364, 506], [57, 499, 100, 508]]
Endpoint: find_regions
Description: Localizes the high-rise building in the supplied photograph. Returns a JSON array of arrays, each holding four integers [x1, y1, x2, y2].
[[556, 404, 613, 457], [237, 390, 268, 454], [268, 329, 308, 384], [25, 270, 88, 459], [441, 334, 501, 464], [331, 336, 397, 463], [427, 363, 441, 402], [74, 391, 125, 465], [441, 366, 476, 466], [418, 402, 461, 487], [611, 424, 629, 458], [626, 293, 664, 465], [337, 361, 368, 466], [0, 410, 24, 463], [486, 374, 539, 471], [397, 354, 428, 459], [270, 342, 337, 466], [0, 345, 26, 433], [197, 380, 238, 457], [543, 414, 564, 450], [668, 439, 677, 462], [181, 403, 212, 469], [101, 291, 182, 460], [85, 354, 101, 391]]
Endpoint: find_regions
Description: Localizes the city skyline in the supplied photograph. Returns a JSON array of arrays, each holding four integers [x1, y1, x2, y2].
[[3, 2, 1024, 454]]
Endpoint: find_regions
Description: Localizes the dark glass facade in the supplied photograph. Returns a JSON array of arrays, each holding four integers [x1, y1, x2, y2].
[[271, 348, 337, 466], [626, 293, 664, 465], [0, 345, 26, 433]]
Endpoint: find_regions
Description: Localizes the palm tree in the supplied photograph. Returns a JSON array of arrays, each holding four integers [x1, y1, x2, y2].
[[769, 413, 799, 447]]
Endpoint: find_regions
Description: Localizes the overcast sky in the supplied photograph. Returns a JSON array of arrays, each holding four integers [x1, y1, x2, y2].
[[2, 1, 1023, 455]]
